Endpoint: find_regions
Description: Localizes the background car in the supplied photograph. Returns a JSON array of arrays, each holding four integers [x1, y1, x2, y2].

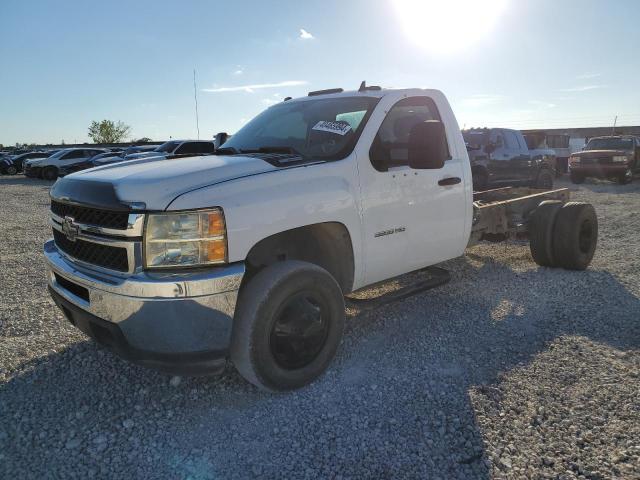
[[568, 135, 639, 184], [24, 148, 107, 179], [1, 151, 52, 175], [463, 128, 556, 190], [124, 140, 216, 161]]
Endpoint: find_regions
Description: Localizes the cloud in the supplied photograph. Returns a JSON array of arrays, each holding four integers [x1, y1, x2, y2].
[[576, 73, 601, 80], [262, 98, 280, 106], [299, 28, 314, 40], [560, 85, 606, 92], [233, 69, 243, 76], [460, 94, 505, 108], [203, 80, 308, 93], [528, 100, 557, 109]]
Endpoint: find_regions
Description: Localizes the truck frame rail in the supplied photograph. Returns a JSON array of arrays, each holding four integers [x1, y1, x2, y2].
[[469, 187, 570, 246]]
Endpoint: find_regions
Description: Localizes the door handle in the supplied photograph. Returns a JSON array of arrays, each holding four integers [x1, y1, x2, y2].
[[438, 177, 461, 186]]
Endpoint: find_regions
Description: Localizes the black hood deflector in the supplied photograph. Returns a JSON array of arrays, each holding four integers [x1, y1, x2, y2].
[[50, 178, 131, 211]]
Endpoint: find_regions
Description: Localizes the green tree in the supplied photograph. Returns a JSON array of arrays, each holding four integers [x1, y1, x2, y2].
[[88, 120, 131, 144]]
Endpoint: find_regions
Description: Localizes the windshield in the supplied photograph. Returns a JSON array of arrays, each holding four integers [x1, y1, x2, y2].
[[585, 138, 634, 151], [154, 141, 180, 153], [221, 96, 380, 160], [462, 130, 489, 150]]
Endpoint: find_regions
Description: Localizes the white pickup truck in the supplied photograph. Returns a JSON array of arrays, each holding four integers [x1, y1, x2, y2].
[[44, 84, 598, 391]]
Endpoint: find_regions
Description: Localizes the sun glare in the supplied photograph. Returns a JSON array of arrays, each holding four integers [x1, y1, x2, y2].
[[392, 0, 508, 54]]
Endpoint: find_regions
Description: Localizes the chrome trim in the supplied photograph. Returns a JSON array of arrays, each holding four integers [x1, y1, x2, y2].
[[50, 211, 144, 237], [45, 239, 244, 324], [50, 219, 138, 275]]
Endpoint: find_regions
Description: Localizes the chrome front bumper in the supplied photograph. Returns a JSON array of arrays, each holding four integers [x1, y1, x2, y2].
[[44, 239, 244, 373]]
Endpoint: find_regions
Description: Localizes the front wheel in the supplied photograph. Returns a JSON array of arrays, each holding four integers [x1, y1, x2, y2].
[[6, 165, 18, 175], [230, 261, 345, 391], [42, 167, 58, 181], [472, 169, 489, 191], [618, 169, 633, 185], [570, 172, 585, 184], [534, 169, 554, 189]]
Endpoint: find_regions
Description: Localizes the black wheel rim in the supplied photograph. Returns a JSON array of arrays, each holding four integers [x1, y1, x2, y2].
[[578, 219, 593, 254], [269, 291, 330, 370]]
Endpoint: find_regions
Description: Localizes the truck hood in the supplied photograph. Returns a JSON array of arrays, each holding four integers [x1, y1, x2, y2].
[[50, 155, 279, 211], [574, 149, 631, 158]]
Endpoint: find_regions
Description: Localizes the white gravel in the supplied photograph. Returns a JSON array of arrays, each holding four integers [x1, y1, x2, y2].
[[0, 175, 638, 479]]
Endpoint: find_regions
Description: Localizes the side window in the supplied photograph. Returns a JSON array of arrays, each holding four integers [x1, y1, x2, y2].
[[503, 131, 519, 149], [198, 142, 216, 154], [175, 143, 198, 155], [62, 150, 85, 160], [490, 130, 504, 148], [369, 96, 444, 171]]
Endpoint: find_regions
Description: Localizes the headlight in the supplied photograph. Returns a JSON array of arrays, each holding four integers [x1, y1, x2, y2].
[[568, 155, 580, 165], [612, 155, 628, 163], [144, 209, 226, 268]]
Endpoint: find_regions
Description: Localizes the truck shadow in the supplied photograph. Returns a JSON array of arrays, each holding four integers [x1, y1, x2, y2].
[[1, 253, 638, 479], [0, 175, 55, 187]]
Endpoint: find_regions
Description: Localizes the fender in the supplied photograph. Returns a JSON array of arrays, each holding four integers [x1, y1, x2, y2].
[[167, 157, 366, 289]]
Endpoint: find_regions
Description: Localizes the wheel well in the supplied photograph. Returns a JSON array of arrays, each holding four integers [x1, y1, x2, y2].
[[243, 222, 355, 294]]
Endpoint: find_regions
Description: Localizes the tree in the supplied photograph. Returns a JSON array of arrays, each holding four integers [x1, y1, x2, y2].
[[88, 120, 131, 144]]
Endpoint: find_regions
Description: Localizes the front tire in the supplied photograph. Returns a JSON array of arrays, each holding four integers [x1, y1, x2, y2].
[[472, 169, 489, 191], [42, 167, 58, 181], [570, 172, 585, 184], [618, 169, 632, 185], [6, 165, 18, 175], [534, 169, 554, 189], [230, 261, 345, 391]]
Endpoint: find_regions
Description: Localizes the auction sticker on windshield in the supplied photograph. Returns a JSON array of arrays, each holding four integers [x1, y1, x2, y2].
[[312, 120, 352, 136]]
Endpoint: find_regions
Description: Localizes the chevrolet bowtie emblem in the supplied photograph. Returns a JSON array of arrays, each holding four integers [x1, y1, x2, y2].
[[62, 216, 80, 242]]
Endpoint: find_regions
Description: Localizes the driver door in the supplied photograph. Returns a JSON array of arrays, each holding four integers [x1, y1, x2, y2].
[[358, 96, 467, 284]]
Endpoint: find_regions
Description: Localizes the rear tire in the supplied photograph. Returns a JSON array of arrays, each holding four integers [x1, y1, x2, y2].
[[570, 172, 585, 184], [42, 167, 58, 181], [230, 261, 345, 391], [534, 169, 554, 189], [552, 202, 598, 270], [473, 169, 489, 191], [529, 200, 563, 267]]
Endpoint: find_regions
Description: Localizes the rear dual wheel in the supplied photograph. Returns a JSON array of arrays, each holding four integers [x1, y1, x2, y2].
[[529, 201, 598, 270]]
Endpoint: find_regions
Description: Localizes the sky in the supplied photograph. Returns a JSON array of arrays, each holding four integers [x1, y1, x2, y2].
[[1, 0, 639, 145]]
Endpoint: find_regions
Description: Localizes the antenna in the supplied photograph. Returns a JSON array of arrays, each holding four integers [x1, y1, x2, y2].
[[612, 115, 617, 135], [193, 69, 200, 140]]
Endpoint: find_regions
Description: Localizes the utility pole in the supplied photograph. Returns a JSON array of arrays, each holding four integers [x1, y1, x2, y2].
[[193, 69, 200, 140], [612, 115, 617, 135]]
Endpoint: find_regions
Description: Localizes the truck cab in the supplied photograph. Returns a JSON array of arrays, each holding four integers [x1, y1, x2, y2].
[[463, 128, 555, 190]]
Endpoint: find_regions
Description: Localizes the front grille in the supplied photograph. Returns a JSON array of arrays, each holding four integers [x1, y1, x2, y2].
[[51, 200, 129, 230], [53, 229, 129, 272]]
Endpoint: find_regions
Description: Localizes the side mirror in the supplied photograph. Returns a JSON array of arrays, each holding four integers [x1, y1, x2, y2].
[[407, 120, 448, 170]]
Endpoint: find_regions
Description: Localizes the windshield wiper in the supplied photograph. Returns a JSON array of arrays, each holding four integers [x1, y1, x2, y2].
[[240, 146, 303, 156]]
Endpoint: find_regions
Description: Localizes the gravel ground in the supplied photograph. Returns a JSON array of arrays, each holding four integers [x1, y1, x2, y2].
[[0, 175, 638, 479]]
